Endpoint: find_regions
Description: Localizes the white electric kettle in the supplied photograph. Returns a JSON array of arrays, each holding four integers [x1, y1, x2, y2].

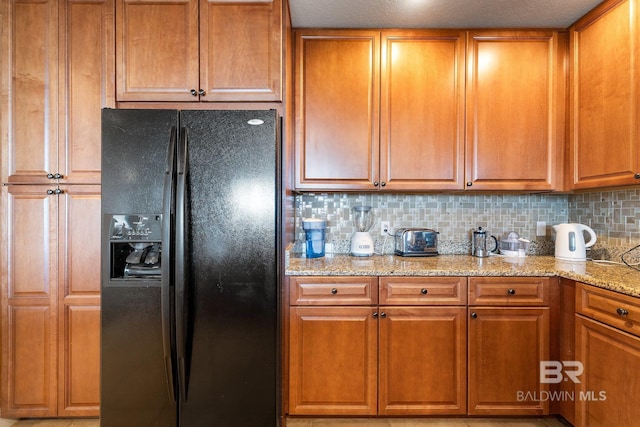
[[552, 223, 597, 261]]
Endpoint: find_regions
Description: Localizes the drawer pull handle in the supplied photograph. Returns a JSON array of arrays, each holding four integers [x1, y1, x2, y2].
[[617, 307, 629, 317], [508, 288, 516, 295], [421, 288, 428, 295], [331, 288, 338, 295], [470, 312, 478, 319]]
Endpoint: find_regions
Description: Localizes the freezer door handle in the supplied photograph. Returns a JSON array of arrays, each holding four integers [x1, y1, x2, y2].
[[161, 126, 177, 403], [175, 127, 189, 402]]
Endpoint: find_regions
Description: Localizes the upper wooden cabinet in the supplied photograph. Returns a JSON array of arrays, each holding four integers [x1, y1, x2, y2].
[[569, 0, 640, 189], [294, 30, 380, 191], [294, 29, 465, 192], [2, 0, 113, 184], [116, 0, 283, 102], [380, 31, 466, 191], [294, 29, 565, 192], [465, 31, 565, 191]]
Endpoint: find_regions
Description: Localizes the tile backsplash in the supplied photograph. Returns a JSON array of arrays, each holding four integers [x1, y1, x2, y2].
[[293, 188, 640, 259]]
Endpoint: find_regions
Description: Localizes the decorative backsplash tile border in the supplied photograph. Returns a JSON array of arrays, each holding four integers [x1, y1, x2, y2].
[[293, 188, 640, 260]]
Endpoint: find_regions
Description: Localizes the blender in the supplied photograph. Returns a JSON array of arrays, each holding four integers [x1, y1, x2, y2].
[[350, 205, 375, 256]]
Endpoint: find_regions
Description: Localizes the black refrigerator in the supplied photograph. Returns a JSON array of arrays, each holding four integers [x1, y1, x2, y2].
[[100, 109, 280, 427]]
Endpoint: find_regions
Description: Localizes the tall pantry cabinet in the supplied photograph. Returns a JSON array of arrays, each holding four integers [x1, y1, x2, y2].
[[0, 0, 112, 417]]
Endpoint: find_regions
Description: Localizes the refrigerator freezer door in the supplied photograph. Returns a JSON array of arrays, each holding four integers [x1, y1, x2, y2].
[[178, 110, 279, 427], [101, 109, 179, 427]]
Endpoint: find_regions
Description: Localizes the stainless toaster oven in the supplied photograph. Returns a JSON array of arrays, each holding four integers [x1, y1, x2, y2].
[[394, 228, 439, 257]]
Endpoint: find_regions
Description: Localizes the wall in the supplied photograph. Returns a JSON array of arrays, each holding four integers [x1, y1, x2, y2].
[[293, 188, 640, 259]]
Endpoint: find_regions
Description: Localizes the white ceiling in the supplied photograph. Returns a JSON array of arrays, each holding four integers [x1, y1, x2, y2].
[[288, 0, 604, 29]]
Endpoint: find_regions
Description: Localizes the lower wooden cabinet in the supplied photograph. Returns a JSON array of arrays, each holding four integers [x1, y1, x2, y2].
[[288, 306, 378, 415], [1, 185, 101, 418], [575, 282, 640, 426], [287, 275, 621, 421], [378, 306, 467, 415], [287, 276, 467, 416], [467, 277, 551, 416], [467, 306, 550, 415]]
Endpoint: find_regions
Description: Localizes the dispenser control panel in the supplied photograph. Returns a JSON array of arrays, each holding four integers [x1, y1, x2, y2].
[[107, 214, 162, 280]]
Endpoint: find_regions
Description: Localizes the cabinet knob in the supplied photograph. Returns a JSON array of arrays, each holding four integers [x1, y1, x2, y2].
[[634, 173, 640, 180], [421, 288, 428, 295], [373, 181, 379, 187], [380, 182, 386, 187], [47, 189, 55, 195], [470, 312, 478, 319], [380, 312, 386, 318], [508, 288, 516, 295], [198, 89, 206, 96], [190, 89, 198, 96], [46, 188, 63, 195], [617, 307, 629, 317], [373, 312, 378, 318], [331, 288, 338, 295], [466, 182, 472, 187], [47, 173, 55, 179]]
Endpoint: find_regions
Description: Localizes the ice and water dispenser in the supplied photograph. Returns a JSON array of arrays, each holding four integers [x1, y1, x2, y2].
[[107, 214, 163, 281]]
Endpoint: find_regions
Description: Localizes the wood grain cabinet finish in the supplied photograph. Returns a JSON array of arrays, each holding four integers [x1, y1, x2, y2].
[[116, 0, 282, 102], [295, 29, 565, 192], [569, 0, 640, 189], [467, 277, 550, 415], [288, 276, 379, 415], [287, 276, 467, 416], [1, 186, 101, 418], [294, 30, 380, 191], [294, 30, 465, 192], [378, 277, 467, 415], [2, 0, 113, 185], [575, 282, 640, 426], [576, 311, 640, 426], [465, 31, 565, 191], [379, 31, 466, 191], [1, 0, 107, 417]]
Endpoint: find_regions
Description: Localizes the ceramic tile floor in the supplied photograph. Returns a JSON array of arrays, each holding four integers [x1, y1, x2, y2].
[[5, 418, 570, 427]]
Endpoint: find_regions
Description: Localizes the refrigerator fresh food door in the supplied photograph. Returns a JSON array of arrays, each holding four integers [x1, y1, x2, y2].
[[178, 110, 279, 427]]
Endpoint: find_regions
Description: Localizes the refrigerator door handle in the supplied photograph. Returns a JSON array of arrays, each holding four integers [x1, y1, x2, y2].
[[175, 127, 189, 402], [161, 126, 177, 403]]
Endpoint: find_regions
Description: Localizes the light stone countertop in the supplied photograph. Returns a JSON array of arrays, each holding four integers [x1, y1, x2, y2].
[[285, 254, 640, 298]]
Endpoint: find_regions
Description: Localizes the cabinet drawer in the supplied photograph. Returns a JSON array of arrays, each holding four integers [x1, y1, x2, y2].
[[469, 277, 549, 306], [379, 277, 467, 305], [289, 276, 378, 306], [576, 283, 640, 337]]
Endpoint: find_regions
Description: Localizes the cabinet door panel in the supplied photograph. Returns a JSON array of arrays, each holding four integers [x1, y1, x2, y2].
[[2, 187, 58, 417], [288, 306, 377, 415], [380, 31, 465, 191], [8, 305, 57, 415], [570, 0, 640, 188], [116, 0, 199, 101], [58, 187, 101, 416], [6, 0, 58, 183], [468, 307, 549, 415], [60, 0, 114, 184], [201, 0, 282, 101], [379, 307, 467, 415], [59, 305, 100, 415], [295, 31, 380, 191], [466, 31, 562, 191], [576, 315, 640, 426]]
